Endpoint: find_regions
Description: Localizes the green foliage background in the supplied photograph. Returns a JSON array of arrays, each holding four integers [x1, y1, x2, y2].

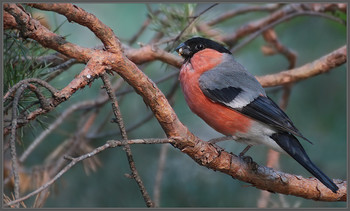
[[5, 3, 346, 207]]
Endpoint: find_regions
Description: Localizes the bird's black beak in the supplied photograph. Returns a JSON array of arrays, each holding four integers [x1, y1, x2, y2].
[[175, 43, 191, 58], [175, 43, 185, 53]]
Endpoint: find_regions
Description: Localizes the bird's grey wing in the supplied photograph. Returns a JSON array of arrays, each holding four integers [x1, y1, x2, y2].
[[198, 54, 265, 108], [198, 54, 311, 143]]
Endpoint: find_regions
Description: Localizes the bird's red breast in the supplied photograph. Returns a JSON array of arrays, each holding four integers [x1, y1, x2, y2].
[[179, 49, 252, 135]]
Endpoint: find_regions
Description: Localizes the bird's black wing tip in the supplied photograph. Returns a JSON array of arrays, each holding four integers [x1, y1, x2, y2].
[[300, 135, 313, 145]]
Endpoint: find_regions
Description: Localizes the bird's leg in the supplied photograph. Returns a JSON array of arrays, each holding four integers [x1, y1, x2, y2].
[[239, 145, 256, 167], [239, 145, 252, 157], [208, 135, 234, 144], [208, 136, 234, 152]]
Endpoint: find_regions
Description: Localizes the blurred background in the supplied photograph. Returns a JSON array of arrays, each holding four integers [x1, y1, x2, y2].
[[3, 3, 346, 208]]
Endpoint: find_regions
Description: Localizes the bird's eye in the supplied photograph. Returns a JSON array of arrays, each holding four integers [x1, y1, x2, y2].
[[195, 44, 204, 50]]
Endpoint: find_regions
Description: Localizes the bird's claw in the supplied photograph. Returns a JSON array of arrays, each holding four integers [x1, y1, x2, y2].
[[209, 142, 224, 153]]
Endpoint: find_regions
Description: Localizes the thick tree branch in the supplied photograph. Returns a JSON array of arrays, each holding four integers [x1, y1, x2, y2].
[[4, 3, 94, 63], [257, 45, 346, 87], [123, 44, 182, 67], [4, 11, 17, 29]]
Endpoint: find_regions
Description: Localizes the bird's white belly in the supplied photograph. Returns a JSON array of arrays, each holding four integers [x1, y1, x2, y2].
[[233, 121, 286, 153]]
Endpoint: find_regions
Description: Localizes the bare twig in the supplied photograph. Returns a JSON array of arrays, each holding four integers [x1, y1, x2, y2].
[[257, 45, 346, 87], [152, 79, 179, 207], [129, 10, 161, 45], [45, 58, 77, 82], [10, 84, 28, 208], [231, 10, 345, 53], [5, 78, 124, 191], [153, 144, 169, 207], [52, 111, 99, 171], [101, 73, 154, 207], [257, 148, 281, 208], [19, 77, 124, 163], [3, 58, 106, 136], [207, 3, 282, 26], [28, 3, 121, 52], [15, 53, 72, 70], [88, 74, 179, 140], [262, 29, 297, 69], [279, 84, 293, 110], [19, 101, 96, 163], [257, 81, 291, 208], [81, 79, 125, 139], [27, 84, 51, 110], [31, 53, 71, 68], [172, 3, 219, 46], [4, 78, 59, 102], [310, 3, 347, 13], [88, 111, 155, 140], [101, 73, 128, 139], [5, 138, 174, 207], [6, 143, 110, 207]]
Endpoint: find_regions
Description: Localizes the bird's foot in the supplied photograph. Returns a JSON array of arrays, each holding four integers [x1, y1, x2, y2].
[[240, 155, 253, 163], [239, 145, 252, 157], [209, 142, 224, 153]]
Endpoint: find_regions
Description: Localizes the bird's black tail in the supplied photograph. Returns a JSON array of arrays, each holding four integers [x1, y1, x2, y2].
[[271, 132, 338, 193]]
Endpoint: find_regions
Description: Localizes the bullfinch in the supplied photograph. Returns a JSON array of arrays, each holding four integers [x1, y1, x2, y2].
[[175, 37, 338, 193]]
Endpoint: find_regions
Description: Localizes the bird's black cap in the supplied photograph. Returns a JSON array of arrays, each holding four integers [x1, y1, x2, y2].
[[175, 37, 232, 60]]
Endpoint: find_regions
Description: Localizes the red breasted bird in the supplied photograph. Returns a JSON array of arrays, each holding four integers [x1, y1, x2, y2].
[[175, 37, 338, 193]]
